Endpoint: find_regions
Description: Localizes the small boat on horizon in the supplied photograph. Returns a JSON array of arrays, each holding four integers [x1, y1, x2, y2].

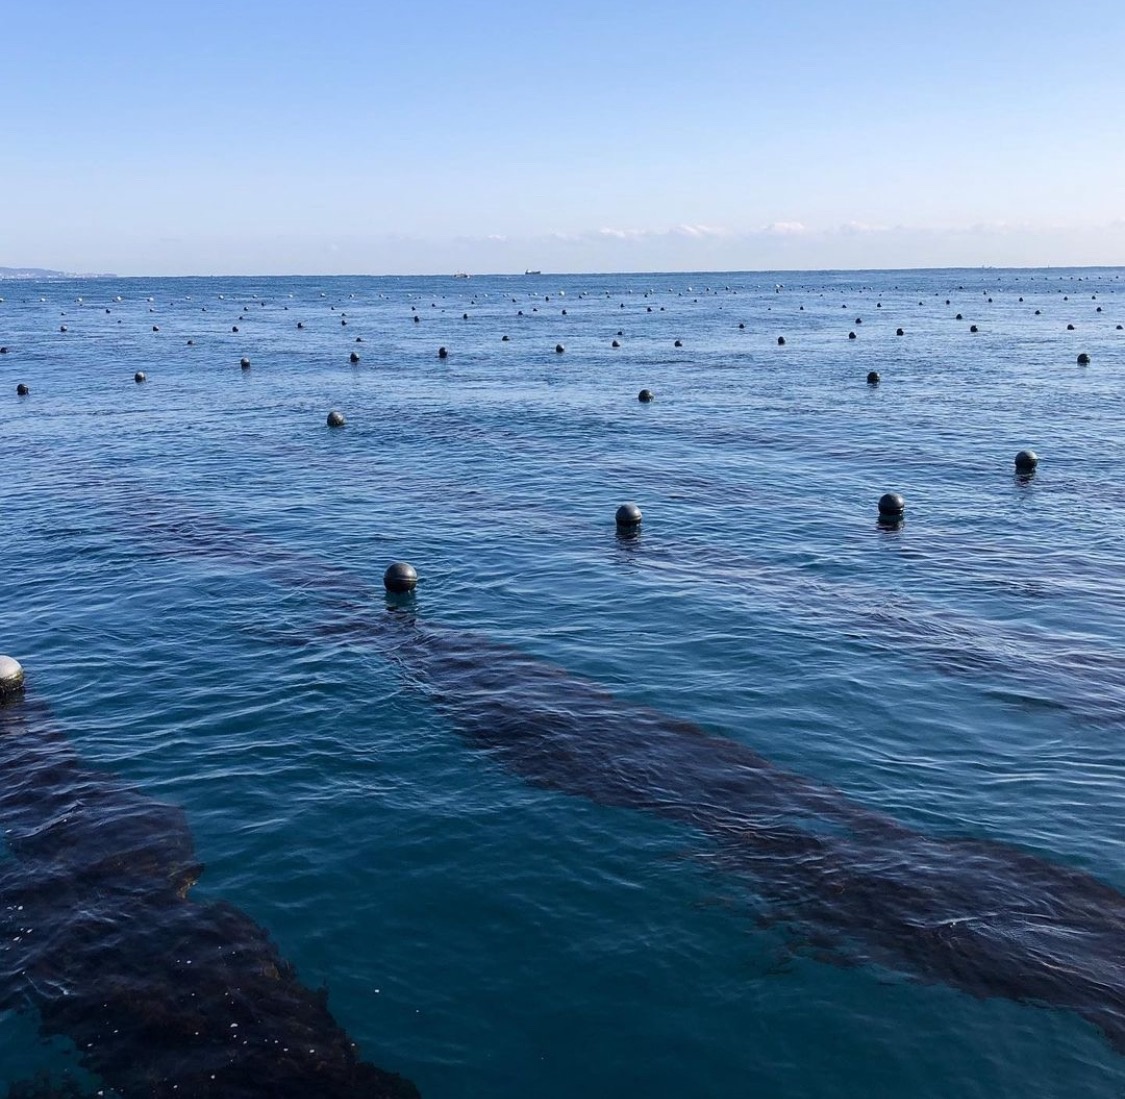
[[453, 272, 471, 279], [525, 269, 542, 275]]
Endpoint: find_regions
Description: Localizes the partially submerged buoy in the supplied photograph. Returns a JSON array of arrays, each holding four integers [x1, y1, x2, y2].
[[0, 655, 24, 697], [384, 561, 418, 593]]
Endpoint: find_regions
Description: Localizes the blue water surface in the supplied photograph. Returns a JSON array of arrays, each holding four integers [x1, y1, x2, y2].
[[0, 268, 1123, 1097]]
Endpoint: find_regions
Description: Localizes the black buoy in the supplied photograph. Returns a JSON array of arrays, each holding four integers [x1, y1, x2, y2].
[[638, 389, 654, 402], [878, 492, 905, 519], [1014, 449, 1039, 473], [955, 313, 963, 320], [848, 331, 857, 340], [232, 325, 239, 332], [383, 561, 418, 593], [326, 410, 346, 428], [438, 346, 448, 359], [349, 351, 360, 363], [152, 325, 159, 332], [866, 371, 880, 385], [777, 336, 786, 346], [1067, 323, 1075, 330], [896, 328, 904, 336], [970, 325, 979, 333], [59, 325, 67, 332], [611, 340, 620, 348], [16, 383, 28, 396], [674, 339, 683, 348], [615, 502, 643, 529], [297, 321, 304, 329], [555, 344, 565, 353], [240, 356, 251, 369], [187, 339, 195, 346], [501, 335, 510, 341], [0, 346, 8, 353], [1077, 353, 1090, 364], [134, 371, 146, 383]]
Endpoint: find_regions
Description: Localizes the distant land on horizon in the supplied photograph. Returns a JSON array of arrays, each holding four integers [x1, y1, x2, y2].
[[0, 266, 117, 280]]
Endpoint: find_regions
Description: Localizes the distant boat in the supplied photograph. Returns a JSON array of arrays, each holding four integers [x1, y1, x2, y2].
[[452, 272, 471, 279], [525, 270, 542, 275]]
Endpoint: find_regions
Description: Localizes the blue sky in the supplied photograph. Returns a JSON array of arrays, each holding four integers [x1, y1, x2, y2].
[[4, 0, 1124, 274]]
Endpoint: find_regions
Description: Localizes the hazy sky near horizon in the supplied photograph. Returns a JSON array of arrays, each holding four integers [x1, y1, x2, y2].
[[4, 0, 1124, 275]]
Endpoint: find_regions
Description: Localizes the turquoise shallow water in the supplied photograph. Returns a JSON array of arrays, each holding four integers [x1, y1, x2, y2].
[[0, 268, 1123, 1097]]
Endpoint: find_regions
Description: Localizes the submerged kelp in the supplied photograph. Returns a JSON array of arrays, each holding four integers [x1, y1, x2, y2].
[[0, 697, 419, 1099]]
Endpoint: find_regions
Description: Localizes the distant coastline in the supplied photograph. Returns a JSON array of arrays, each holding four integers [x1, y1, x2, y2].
[[0, 266, 117, 280]]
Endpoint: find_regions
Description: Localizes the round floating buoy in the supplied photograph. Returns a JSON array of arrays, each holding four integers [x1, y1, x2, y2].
[[16, 383, 29, 396], [240, 357, 251, 369], [896, 328, 904, 336], [232, 325, 239, 333], [555, 344, 565, 354], [848, 331, 857, 340], [413, 315, 420, 323], [349, 351, 360, 363], [187, 339, 194, 346], [878, 492, 905, 519], [0, 655, 25, 697], [341, 318, 348, 326], [855, 317, 862, 324], [866, 371, 880, 385], [955, 313, 963, 320], [1014, 449, 1039, 473], [739, 322, 745, 329], [152, 325, 159, 332], [638, 388, 654, 402], [462, 313, 468, 320], [59, 325, 67, 333], [326, 410, 346, 428], [0, 347, 8, 353], [777, 336, 786, 346], [615, 502, 643, 528], [501, 335, 510, 342], [1067, 324, 1075, 331], [438, 346, 448, 359], [1117, 325, 1123, 331], [134, 372, 146, 383], [1077, 353, 1090, 364], [297, 321, 304, 329], [970, 325, 979, 333], [674, 339, 683, 348], [611, 340, 620, 348], [384, 561, 418, 593], [1035, 310, 1041, 315]]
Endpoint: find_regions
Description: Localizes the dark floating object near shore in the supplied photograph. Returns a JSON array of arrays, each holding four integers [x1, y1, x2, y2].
[[866, 371, 880, 385], [1014, 449, 1039, 473], [0, 654, 23, 695], [1035, 310, 1041, 315], [674, 339, 683, 348], [896, 328, 904, 336], [134, 372, 146, 384], [638, 388, 654, 402], [350, 351, 360, 363], [555, 344, 565, 354], [413, 315, 420, 323], [59, 325, 67, 332], [187, 339, 194, 346], [777, 336, 786, 346], [240, 356, 251, 369], [955, 313, 963, 320], [0, 346, 8, 353], [739, 322, 745, 329], [501, 335, 510, 341], [16, 383, 28, 396], [152, 325, 160, 332], [878, 492, 905, 519], [848, 331, 856, 340], [615, 502, 643, 529], [232, 325, 239, 333], [462, 313, 469, 320], [611, 340, 620, 348], [1067, 324, 1075, 331], [438, 346, 448, 359], [970, 325, 979, 333], [1077, 353, 1091, 364], [383, 561, 418, 593], [855, 317, 862, 324], [326, 410, 346, 428], [297, 321, 305, 329]]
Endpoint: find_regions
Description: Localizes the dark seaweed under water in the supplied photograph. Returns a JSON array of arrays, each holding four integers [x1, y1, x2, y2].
[[0, 268, 1123, 1097]]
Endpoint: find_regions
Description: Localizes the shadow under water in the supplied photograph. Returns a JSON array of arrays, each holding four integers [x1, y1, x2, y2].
[[378, 613, 1125, 1053], [0, 696, 420, 1099]]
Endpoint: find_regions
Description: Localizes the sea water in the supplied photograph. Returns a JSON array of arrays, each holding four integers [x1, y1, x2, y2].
[[0, 268, 1123, 1097]]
